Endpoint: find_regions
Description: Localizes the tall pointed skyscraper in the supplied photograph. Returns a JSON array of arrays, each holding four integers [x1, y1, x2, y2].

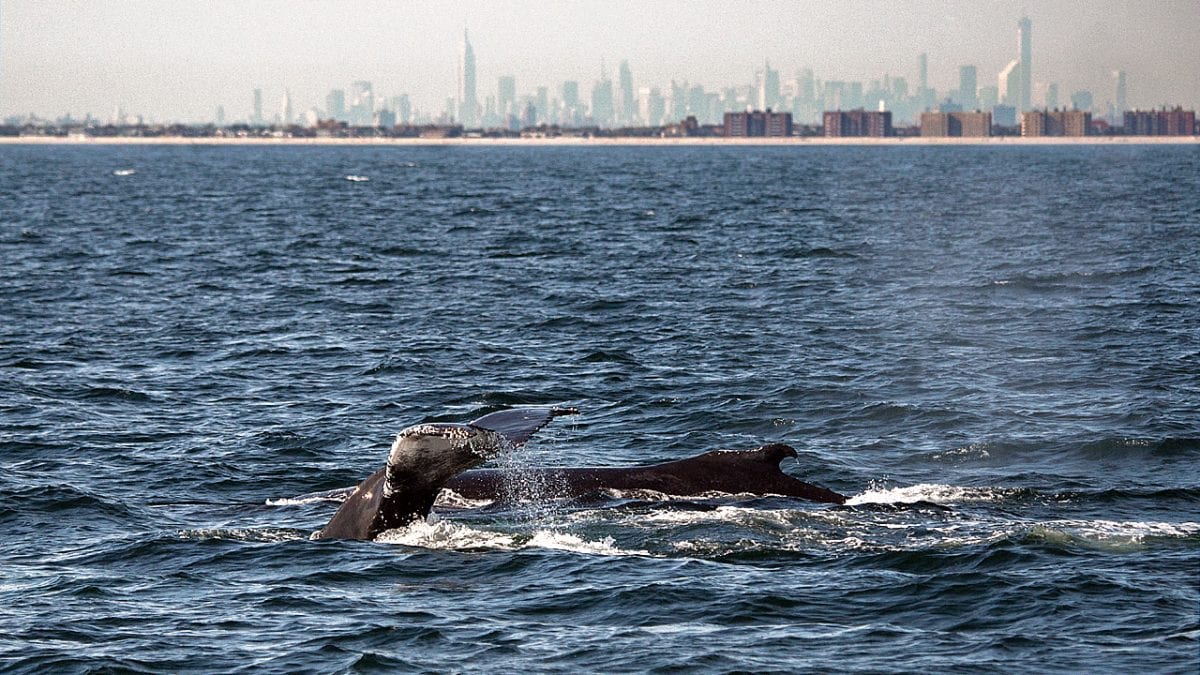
[[280, 90, 293, 126], [1018, 17, 1032, 112], [459, 30, 479, 127], [618, 61, 636, 126], [1114, 70, 1128, 115]]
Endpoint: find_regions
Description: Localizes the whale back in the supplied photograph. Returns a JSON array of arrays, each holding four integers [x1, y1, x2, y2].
[[445, 443, 846, 504]]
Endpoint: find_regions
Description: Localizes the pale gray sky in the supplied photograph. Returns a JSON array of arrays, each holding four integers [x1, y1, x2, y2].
[[2, 0, 1197, 122]]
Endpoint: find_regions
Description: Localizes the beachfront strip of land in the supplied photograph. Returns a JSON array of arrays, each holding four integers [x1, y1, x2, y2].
[[1, 135, 1196, 147]]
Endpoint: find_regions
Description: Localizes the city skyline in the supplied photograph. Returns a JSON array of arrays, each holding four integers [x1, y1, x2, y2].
[[1, 1, 1198, 124]]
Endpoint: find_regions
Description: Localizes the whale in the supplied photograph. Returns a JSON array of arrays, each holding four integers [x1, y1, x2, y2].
[[313, 407, 576, 541], [445, 443, 847, 505]]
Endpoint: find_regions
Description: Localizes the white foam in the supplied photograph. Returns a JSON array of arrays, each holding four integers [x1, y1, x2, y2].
[[179, 528, 305, 542], [375, 519, 516, 550], [1031, 519, 1200, 548], [846, 483, 1008, 506], [374, 519, 647, 556], [265, 487, 354, 506], [526, 530, 645, 556], [113, 168, 136, 176], [434, 488, 494, 509], [641, 622, 725, 636], [635, 505, 791, 527], [344, 174, 370, 182], [929, 444, 992, 462]]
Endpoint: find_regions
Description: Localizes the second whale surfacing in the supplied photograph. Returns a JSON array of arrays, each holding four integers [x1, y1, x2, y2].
[[447, 443, 847, 506]]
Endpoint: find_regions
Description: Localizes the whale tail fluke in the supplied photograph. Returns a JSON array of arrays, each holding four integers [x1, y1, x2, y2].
[[315, 407, 576, 540], [470, 406, 578, 448]]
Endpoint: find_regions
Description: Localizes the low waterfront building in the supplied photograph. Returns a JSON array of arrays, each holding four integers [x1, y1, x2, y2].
[[723, 110, 793, 137], [1022, 110, 1091, 137], [1123, 107, 1196, 135], [920, 111, 992, 137], [823, 110, 893, 137]]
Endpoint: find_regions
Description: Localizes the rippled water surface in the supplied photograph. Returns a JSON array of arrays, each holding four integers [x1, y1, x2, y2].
[[2, 144, 1198, 673]]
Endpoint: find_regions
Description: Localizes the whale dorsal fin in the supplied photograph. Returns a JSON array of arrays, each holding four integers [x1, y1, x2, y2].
[[704, 443, 798, 466], [469, 406, 578, 447]]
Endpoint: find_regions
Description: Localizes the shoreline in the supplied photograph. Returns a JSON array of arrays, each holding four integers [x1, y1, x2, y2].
[[0, 134, 1196, 147]]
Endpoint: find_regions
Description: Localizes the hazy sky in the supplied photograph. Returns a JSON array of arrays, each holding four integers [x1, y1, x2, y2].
[[2, 0, 1197, 122]]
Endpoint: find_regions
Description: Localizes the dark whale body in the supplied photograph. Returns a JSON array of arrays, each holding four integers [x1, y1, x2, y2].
[[447, 443, 847, 505], [314, 407, 574, 541], [313, 408, 845, 541]]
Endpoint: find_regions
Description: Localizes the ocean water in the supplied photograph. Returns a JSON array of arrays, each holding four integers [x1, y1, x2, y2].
[[1, 144, 1197, 673]]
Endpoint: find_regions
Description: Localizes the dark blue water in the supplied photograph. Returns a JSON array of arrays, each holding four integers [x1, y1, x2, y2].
[[2, 144, 1197, 673]]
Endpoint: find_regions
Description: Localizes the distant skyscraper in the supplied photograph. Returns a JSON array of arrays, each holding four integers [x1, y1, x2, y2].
[[374, 107, 395, 128], [591, 69, 615, 127], [215, 105, 225, 127], [326, 89, 346, 122], [977, 86, 999, 110], [252, 88, 263, 126], [760, 61, 781, 111], [999, 60, 1020, 106], [958, 65, 977, 109], [992, 104, 1017, 127], [459, 30, 479, 127], [1114, 70, 1128, 114], [637, 86, 660, 126], [1018, 17, 1032, 112], [1071, 90, 1094, 113], [1046, 83, 1059, 110], [535, 87, 549, 125], [498, 75, 516, 120], [561, 80, 580, 125], [280, 90, 293, 126], [618, 61, 636, 125], [349, 81, 374, 126], [918, 53, 931, 111], [562, 81, 579, 108], [396, 95, 412, 125]]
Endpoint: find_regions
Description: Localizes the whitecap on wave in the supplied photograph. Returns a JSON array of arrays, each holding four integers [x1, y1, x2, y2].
[[1028, 519, 1200, 550], [265, 487, 354, 506], [113, 168, 137, 176], [374, 518, 647, 556], [179, 528, 307, 542], [846, 482, 1012, 506], [344, 174, 370, 182]]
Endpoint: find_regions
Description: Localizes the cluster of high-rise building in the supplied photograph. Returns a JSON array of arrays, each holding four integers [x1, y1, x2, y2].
[[314, 17, 1157, 133], [6, 16, 1195, 135]]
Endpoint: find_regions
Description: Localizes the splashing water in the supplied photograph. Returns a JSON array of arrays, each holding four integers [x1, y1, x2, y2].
[[492, 434, 569, 526]]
